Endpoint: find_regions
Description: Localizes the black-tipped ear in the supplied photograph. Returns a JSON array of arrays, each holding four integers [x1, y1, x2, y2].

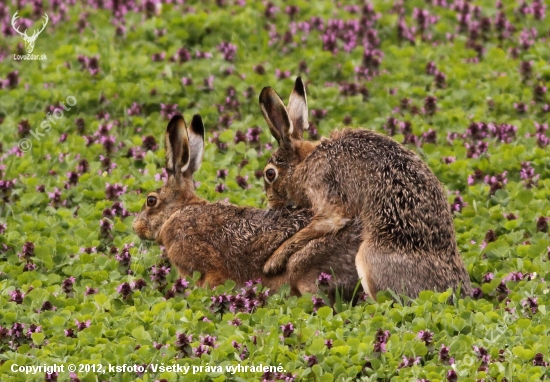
[[184, 114, 205, 176], [259, 87, 294, 147], [287, 77, 308, 140], [165, 115, 190, 174]]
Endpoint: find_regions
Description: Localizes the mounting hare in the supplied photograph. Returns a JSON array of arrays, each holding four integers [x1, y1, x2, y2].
[[132, 114, 362, 301], [259, 77, 471, 299]]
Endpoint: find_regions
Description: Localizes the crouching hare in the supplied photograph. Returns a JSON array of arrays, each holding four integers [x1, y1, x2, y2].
[[132, 114, 362, 301], [259, 77, 472, 299]]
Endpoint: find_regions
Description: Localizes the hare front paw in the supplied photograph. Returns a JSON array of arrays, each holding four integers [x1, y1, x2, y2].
[[263, 244, 293, 275]]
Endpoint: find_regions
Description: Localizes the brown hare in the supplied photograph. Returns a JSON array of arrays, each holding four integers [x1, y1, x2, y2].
[[132, 114, 362, 301], [258, 77, 472, 299]]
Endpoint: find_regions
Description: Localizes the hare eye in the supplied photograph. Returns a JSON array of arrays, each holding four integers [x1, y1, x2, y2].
[[146, 196, 157, 207], [265, 168, 277, 183]]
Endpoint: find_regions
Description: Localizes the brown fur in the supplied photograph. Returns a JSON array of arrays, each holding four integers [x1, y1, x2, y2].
[[132, 114, 362, 301], [259, 78, 472, 299]]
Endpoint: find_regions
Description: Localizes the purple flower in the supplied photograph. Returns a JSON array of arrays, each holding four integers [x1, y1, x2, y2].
[[254, 64, 266, 75], [416, 330, 433, 345], [532, 0, 546, 19], [373, 329, 390, 353], [105, 183, 127, 200], [281, 322, 294, 338], [484, 172, 508, 194], [451, 193, 467, 213], [117, 282, 133, 299], [194, 344, 210, 357], [482, 272, 494, 283], [304, 354, 318, 367], [275, 69, 291, 80], [312, 295, 325, 312], [48, 187, 62, 207], [64, 328, 76, 338], [174, 48, 191, 63], [522, 296, 538, 315], [65, 172, 79, 188], [216, 169, 229, 179], [203, 75, 215, 91], [160, 104, 179, 120], [85, 286, 98, 296], [435, 71, 447, 89], [471, 288, 483, 299], [217, 41, 237, 62], [75, 319, 91, 331], [533, 353, 549, 366], [99, 219, 113, 239], [4, 70, 19, 89], [534, 84, 547, 102], [10, 289, 24, 304], [151, 52, 165, 62], [424, 96, 437, 116], [519, 61, 533, 81], [318, 272, 332, 285], [200, 335, 217, 347], [23, 263, 36, 272], [26, 324, 42, 338], [439, 344, 454, 364], [175, 332, 193, 356], [127, 102, 142, 116], [62, 276, 76, 294], [264, 2, 279, 19], [398, 355, 421, 368], [133, 279, 147, 291], [116, 244, 133, 267], [172, 278, 189, 293], [246, 127, 262, 142], [77, 55, 100, 75], [18, 119, 31, 137], [150, 265, 171, 284], [236, 175, 249, 189], [473, 345, 490, 365], [537, 216, 548, 232], [18, 241, 35, 261], [521, 162, 539, 189], [446, 370, 458, 382], [506, 271, 525, 282]]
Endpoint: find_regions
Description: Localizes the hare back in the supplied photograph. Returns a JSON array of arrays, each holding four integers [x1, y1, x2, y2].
[[297, 128, 457, 255]]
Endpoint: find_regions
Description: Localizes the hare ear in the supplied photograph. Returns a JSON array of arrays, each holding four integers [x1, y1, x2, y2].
[[183, 114, 205, 177], [259, 86, 294, 147], [287, 77, 308, 140], [165, 115, 191, 175]]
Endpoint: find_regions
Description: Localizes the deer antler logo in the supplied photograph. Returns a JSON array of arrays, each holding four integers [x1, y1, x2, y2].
[[11, 11, 49, 54]]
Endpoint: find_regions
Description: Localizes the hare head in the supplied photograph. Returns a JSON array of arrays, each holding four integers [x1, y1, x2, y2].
[[259, 77, 318, 209], [132, 114, 207, 242]]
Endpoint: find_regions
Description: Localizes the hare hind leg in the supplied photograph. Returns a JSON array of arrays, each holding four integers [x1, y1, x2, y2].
[[355, 240, 377, 300], [263, 208, 350, 275]]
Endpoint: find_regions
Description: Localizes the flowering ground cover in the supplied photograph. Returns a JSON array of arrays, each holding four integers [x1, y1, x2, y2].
[[1, 0, 550, 380]]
